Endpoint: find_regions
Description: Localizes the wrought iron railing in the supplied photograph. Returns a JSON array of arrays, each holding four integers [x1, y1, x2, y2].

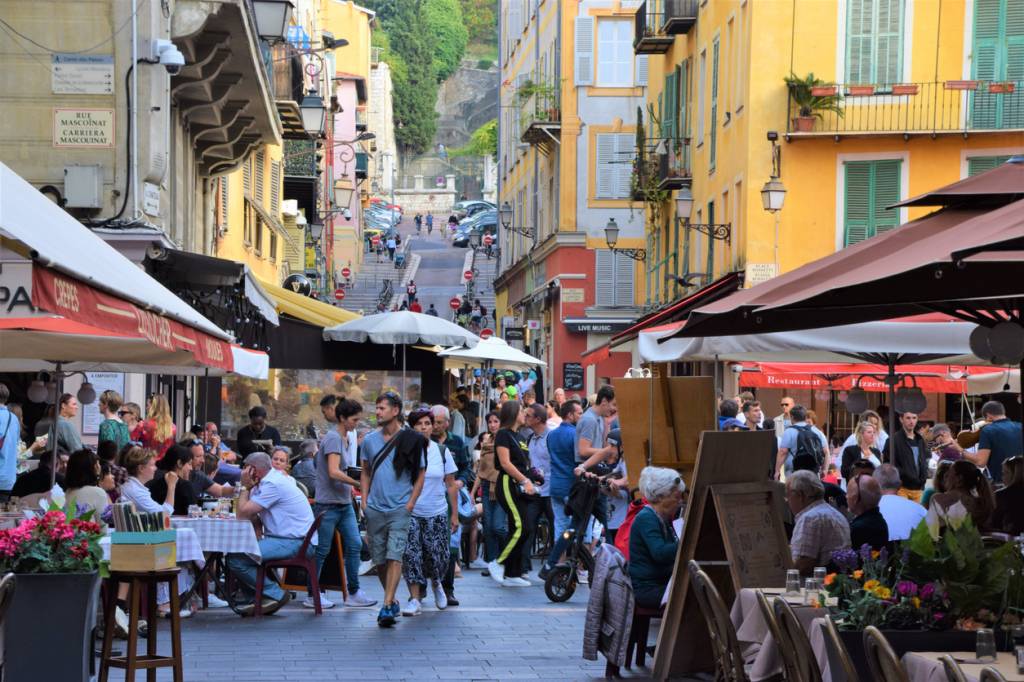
[[634, 0, 698, 45], [630, 137, 691, 199], [786, 80, 1024, 135], [517, 78, 561, 138]]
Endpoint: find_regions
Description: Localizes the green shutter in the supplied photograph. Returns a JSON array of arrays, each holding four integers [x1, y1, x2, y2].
[[847, 0, 873, 83], [967, 155, 1013, 175], [847, 0, 904, 84], [680, 62, 689, 137], [844, 159, 902, 246], [663, 70, 678, 142], [877, 0, 904, 83], [972, 0, 1024, 129], [710, 38, 719, 172]]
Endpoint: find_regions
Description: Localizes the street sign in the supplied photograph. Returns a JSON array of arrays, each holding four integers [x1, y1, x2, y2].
[[483, 234, 494, 246], [341, 267, 351, 279], [463, 270, 474, 281], [334, 288, 346, 301], [371, 235, 381, 245], [449, 297, 461, 310], [480, 328, 494, 339], [526, 319, 541, 330], [504, 327, 525, 342]]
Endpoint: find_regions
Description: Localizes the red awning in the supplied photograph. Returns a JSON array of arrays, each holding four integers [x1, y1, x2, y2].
[[581, 343, 611, 366], [736, 361, 971, 393], [610, 272, 742, 344], [31, 265, 233, 371]]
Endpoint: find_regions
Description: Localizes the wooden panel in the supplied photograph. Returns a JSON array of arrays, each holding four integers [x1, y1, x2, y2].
[[613, 376, 715, 487], [712, 482, 792, 589]]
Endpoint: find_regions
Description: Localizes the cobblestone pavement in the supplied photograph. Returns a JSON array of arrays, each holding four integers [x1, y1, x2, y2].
[[101, 565, 656, 682]]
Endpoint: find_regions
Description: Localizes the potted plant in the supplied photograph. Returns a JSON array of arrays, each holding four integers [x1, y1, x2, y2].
[[0, 508, 105, 682], [784, 72, 844, 132], [825, 504, 1024, 680]]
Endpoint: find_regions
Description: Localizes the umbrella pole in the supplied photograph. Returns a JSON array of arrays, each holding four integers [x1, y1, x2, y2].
[[887, 357, 897, 465], [49, 362, 63, 491], [402, 345, 407, 405]]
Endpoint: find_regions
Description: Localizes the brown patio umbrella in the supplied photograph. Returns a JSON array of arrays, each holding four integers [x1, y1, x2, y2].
[[895, 155, 1024, 208]]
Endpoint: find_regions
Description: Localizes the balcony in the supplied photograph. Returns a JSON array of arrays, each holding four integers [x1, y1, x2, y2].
[[355, 152, 369, 179], [518, 79, 561, 148], [270, 43, 308, 139], [355, 106, 368, 132], [785, 80, 1024, 138], [631, 137, 691, 200], [633, 0, 697, 54], [284, 139, 317, 177]]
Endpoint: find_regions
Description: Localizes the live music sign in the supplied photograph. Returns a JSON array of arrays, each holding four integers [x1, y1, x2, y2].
[[31, 265, 233, 371]]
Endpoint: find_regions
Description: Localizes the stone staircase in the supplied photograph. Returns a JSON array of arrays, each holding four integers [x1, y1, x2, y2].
[[339, 245, 409, 314], [468, 249, 498, 329]]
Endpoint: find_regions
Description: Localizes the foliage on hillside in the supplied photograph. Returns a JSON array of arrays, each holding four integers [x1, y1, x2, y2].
[[459, 0, 497, 44], [450, 119, 497, 159], [424, 0, 469, 82]]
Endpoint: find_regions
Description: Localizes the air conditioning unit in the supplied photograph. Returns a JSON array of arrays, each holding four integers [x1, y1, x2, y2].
[[281, 199, 299, 217]]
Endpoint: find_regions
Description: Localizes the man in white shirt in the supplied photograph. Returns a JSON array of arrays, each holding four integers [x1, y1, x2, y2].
[[873, 463, 926, 541], [228, 452, 316, 616]]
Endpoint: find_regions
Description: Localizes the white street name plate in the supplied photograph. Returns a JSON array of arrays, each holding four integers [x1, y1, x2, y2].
[[52, 54, 114, 95]]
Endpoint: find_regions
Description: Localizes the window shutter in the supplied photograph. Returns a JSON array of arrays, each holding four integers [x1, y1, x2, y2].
[[615, 252, 635, 306], [1004, 1, 1024, 127], [967, 155, 1012, 176], [710, 38, 719, 171], [876, 0, 903, 84], [844, 162, 872, 246], [872, 160, 901, 235], [664, 70, 678, 141], [255, 151, 265, 204], [614, 134, 634, 198], [271, 161, 281, 214], [680, 61, 689, 135], [846, 0, 872, 83], [595, 134, 616, 198], [635, 54, 649, 86], [242, 159, 252, 196], [574, 16, 595, 86], [219, 177, 229, 228], [595, 250, 616, 305]]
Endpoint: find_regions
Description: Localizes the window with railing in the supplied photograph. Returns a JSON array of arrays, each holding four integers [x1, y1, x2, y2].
[[517, 76, 561, 137]]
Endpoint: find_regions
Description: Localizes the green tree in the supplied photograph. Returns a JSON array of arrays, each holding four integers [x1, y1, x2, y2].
[[450, 119, 497, 159], [459, 0, 496, 43], [386, 0, 438, 154], [423, 0, 468, 82]]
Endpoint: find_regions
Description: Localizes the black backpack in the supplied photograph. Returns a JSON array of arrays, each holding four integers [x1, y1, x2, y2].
[[791, 424, 825, 471]]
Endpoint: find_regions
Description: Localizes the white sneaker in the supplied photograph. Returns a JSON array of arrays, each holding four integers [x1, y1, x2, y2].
[[302, 595, 336, 609], [502, 577, 531, 587], [114, 606, 129, 638], [358, 560, 375, 576], [204, 593, 230, 609], [577, 569, 589, 584], [431, 581, 448, 610], [468, 558, 488, 570], [344, 589, 378, 608], [401, 598, 422, 616], [487, 560, 505, 584]]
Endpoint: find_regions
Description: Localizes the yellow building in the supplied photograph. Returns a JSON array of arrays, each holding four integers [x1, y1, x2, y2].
[[631, 0, 1024, 317]]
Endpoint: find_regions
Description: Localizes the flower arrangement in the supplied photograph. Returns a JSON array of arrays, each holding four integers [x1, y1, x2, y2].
[[826, 502, 1023, 633], [0, 509, 104, 574]]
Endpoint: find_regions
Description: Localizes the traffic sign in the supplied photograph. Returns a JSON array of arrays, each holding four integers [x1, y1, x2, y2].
[[480, 328, 494, 339], [341, 267, 351, 279], [463, 270, 474, 281], [449, 297, 461, 310], [334, 288, 346, 301], [371, 236, 380, 245], [483, 234, 494, 246]]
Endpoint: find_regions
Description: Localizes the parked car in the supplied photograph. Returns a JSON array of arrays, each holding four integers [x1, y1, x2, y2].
[[452, 219, 498, 248], [454, 200, 494, 220]]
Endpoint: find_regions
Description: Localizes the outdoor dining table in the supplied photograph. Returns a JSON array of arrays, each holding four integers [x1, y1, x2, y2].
[[730, 587, 831, 681], [903, 651, 1024, 682], [170, 516, 261, 561]]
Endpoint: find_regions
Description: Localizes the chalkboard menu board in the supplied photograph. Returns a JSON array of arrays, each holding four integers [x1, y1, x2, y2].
[[711, 484, 790, 588], [563, 362, 584, 391]]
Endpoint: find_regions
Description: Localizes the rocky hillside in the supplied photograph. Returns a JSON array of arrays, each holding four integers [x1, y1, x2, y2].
[[434, 60, 499, 149]]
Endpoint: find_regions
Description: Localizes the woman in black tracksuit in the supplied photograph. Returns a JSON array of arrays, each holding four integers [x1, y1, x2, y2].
[[487, 401, 535, 586]]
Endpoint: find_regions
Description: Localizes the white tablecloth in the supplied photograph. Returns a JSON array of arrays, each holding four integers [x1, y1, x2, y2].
[[100, 527, 204, 567], [170, 517, 261, 561], [903, 651, 1024, 682], [729, 587, 829, 681]]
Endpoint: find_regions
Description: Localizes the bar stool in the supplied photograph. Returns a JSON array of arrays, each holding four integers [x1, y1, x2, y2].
[[99, 568, 184, 682]]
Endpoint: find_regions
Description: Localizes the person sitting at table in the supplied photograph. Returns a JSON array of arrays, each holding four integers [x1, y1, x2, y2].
[[12, 448, 66, 499], [991, 456, 1024, 535], [290, 439, 318, 499], [846, 473, 889, 552], [874, 464, 926, 541], [147, 444, 199, 516], [64, 449, 110, 515], [203, 421, 239, 463], [786, 470, 851, 577], [929, 460, 995, 531], [235, 406, 282, 459], [185, 440, 233, 499], [840, 421, 883, 485], [921, 459, 952, 509], [228, 451, 315, 616], [271, 446, 292, 475], [629, 467, 684, 610], [119, 446, 177, 514]]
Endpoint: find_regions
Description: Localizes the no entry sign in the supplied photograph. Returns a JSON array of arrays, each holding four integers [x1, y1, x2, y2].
[[341, 267, 351, 279], [449, 297, 461, 310], [334, 288, 346, 301], [483, 234, 493, 246], [463, 270, 474, 281], [371, 236, 380, 245], [480, 328, 494, 339]]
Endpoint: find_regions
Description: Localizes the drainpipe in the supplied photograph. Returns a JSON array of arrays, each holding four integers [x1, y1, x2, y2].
[[131, 3, 139, 219]]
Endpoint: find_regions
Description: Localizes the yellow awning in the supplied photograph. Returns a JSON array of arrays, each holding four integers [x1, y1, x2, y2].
[[259, 280, 361, 328]]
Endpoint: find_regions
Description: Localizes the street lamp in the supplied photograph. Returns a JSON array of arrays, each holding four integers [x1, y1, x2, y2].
[[499, 201, 513, 228], [469, 231, 482, 250], [308, 222, 325, 242], [604, 217, 646, 261], [300, 89, 326, 137], [674, 185, 731, 242], [252, 0, 294, 42], [761, 177, 787, 212]]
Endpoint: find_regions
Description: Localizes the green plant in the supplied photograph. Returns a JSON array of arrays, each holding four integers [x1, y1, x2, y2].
[[0, 508, 104, 574], [784, 72, 844, 118], [477, 58, 493, 70]]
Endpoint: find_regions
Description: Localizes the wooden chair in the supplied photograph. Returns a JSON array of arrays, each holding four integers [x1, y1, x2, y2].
[[687, 560, 749, 682], [773, 597, 823, 682], [99, 568, 183, 682], [939, 655, 968, 682], [253, 512, 325, 616], [820, 615, 860, 682], [754, 591, 802, 682], [979, 667, 1008, 682], [625, 604, 662, 668], [862, 626, 910, 682]]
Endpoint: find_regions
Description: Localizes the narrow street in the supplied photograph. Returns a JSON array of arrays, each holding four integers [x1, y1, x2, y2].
[[405, 215, 471, 320]]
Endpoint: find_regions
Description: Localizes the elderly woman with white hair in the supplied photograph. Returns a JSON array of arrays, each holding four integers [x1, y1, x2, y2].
[[628, 467, 685, 609]]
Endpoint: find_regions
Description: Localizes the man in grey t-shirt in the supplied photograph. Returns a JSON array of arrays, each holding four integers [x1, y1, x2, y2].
[[574, 385, 618, 474]]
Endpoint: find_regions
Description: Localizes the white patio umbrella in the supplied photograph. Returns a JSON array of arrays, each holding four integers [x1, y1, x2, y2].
[[438, 337, 546, 369], [323, 311, 480, 399]]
